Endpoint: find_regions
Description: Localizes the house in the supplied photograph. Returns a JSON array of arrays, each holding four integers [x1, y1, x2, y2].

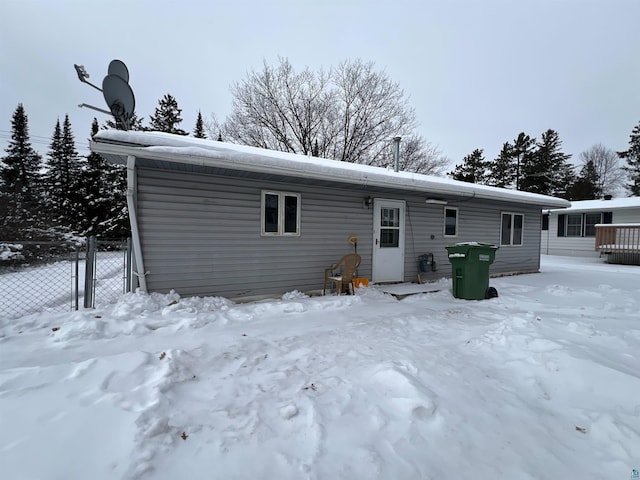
[[541, 197, 640, 263], [91, 130, 569, 300]]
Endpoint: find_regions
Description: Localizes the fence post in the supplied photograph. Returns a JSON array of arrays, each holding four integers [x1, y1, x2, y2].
[[84, 236, 97, 308], [74, 246, 79, 310]]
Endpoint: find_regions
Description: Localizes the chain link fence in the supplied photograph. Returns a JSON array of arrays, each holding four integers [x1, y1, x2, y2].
[[83, 237, 132, 308], [0, 237, 131, 320]]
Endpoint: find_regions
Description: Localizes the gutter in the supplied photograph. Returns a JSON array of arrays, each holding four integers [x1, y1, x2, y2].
[[91, 139, 570, 209], [126, 155, 148, 292]]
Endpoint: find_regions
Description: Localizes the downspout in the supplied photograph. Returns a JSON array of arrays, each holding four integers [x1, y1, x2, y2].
[[127, 155, 148, 292]]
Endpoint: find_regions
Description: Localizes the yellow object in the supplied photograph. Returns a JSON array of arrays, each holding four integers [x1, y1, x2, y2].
[[353, 278, 369, 288]]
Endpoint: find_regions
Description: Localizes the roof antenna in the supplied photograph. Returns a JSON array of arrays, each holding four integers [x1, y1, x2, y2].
[[74, 59, 136, 130]]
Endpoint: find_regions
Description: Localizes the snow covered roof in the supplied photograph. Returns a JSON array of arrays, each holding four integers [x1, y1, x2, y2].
[[91, 130, 570, 208], [547, 197, 640, 213]]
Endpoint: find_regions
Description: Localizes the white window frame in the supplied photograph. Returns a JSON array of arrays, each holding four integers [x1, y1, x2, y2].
[[500, 212, 524, 246], [261, 190, 301, 236], [443, 207, 458, 237]]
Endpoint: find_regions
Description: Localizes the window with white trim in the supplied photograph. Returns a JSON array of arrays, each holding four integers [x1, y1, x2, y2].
[[444, 207, 458, 237], [261, 191, 301, 236], [557, 212, 611, 238], [501, 212, 524, 246]]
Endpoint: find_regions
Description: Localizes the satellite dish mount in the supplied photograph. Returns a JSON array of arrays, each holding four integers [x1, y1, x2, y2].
[[74, 59, 136, 130]]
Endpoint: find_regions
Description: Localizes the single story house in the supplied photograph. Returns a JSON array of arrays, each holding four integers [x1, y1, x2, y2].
[[541, 197, 640, 260], [91, 130, 569, 300]]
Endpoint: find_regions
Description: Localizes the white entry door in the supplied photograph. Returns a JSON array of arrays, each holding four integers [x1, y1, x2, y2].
[[372, 198, 405, 283]]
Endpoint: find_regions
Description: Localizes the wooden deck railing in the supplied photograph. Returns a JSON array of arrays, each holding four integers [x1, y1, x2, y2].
[[595, 224, 640, 254]]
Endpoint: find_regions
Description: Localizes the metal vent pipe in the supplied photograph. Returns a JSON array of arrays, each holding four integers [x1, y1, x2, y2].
[[393, 136, 401, 172]]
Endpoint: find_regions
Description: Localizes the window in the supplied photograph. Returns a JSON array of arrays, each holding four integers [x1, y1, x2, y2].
[[261, 191, 300, 236], [584, 213, 602, 237], [380, 207, 400, 247], [501, 212, 524, 246], [444, 207, 458, 237], [566, 214, 582, 237], [542, 213, 549, 231], [557, 212, 611, 238]]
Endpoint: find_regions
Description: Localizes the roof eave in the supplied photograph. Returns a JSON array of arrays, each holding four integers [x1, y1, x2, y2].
[[90, 139, 570, 209]]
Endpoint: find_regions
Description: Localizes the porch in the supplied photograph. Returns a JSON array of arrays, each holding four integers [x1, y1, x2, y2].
[[594, 224, 640, 265]]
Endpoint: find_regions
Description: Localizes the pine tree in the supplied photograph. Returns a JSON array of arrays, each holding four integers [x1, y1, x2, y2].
[[149, 93, 188, 135], [0, 104, 44, 238], [510, 133, 536, 191], [487, 142, 516, 188], [193, 111, 207, 139], [81, 119, 110, 234], [103, 112, 145, 131], [44, 115, 84, 230], [449, 149, 488, 183], [618, 120, 640, 196], [569, 160, 600, 200], [83, 118, 130, 237], [521, 129, 572, 197]]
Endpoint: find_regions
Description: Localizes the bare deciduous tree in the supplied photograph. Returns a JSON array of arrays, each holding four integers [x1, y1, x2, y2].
[[381, 134, 450, 175], [211, 58, 445, 175], [579, 144, 625, 196]]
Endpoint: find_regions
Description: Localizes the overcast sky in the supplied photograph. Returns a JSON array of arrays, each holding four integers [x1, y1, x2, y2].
[[1, 0, 639, 170]]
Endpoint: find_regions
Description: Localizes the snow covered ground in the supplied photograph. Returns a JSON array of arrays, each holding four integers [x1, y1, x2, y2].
[[0, 255, 638, 479]]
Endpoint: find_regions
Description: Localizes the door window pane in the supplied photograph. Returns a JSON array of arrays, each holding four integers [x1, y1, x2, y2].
[[381, 208, 399, 227], [380, 229, 399, 247], [380, 207, 400, 247]]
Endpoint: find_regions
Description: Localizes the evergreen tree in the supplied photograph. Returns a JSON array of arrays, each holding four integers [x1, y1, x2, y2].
[[82, 119, 112, 234], [618, 120, 640, 196], [44, 115, 84, 230], [193, 111, 207, 138], [569, 160, 600, 200], [487, 142, 516, 188], [511, 132, 536, 191], [449, 149, 489, 183], [83, 118, 130, 237], [149, 93, 188, 135], [0, 104, 44, 238], [103, 112, 145, 131], [521, 129, 572, 197]]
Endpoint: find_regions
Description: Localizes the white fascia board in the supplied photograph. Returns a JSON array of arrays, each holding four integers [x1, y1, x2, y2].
[[90, 138, 570, 209]]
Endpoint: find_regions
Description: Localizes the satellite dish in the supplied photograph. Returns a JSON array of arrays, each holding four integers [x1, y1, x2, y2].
[[102, 74, 135, 129], [108, 59, 129, 83]]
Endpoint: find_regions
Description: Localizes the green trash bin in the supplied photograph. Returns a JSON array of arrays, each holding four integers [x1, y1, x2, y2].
[[445, 242, 499, 300]]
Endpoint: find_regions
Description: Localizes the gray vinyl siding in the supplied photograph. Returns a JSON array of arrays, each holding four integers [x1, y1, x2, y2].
[[403, 199, 541, 283], [136, 165, 374, 298], [136, 164, 543, 298]]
